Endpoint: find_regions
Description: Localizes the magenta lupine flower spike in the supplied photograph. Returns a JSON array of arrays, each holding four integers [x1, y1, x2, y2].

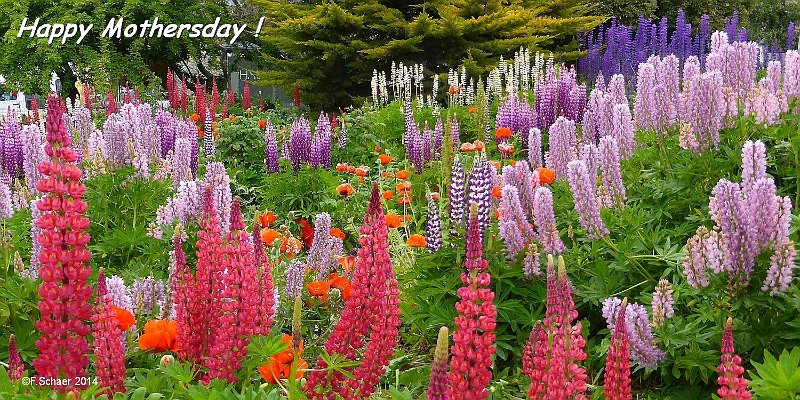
[[426, 326, 450, 400], [92, 267, 127, 394], [304, 183, 401, 399], [251, 220, 275, 336], [717, 318, 751, 400], [604, 298, 632, 400], [448, 203, 496, 400], [8, 335, 24, 380], [525, 255, 588, 399], [602, 298, 666, 368], [33, 96, 93, 392]]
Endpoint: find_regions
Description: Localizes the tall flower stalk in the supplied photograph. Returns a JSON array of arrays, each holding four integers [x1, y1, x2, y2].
[[32, 96, 93, 392], [448, 203, 496, 400], [604, 299, 632, 400], [427, 326, 450, 400], [717, 318, 751, 400]]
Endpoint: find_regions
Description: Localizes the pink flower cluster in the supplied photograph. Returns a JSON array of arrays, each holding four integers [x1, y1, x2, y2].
[[717, 318, 751, 400], [604, 299, 632, 400], [7, 335, 24, 380], [92, 269, 126, 394], [33, 96, 93, 392], [304, 183, 401, 399], [448, 204, 497, 400], [524, 255, 587, 400]]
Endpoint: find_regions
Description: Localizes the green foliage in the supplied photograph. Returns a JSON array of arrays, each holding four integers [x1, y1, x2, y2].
[[748, 0, 800, 46], [254, 0, 603, 110], [0, 0, 228, 94], [749, 347, 800, 399]]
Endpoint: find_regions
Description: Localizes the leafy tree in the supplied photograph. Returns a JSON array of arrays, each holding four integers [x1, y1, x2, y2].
[[255, 0, 603, 110], [0, 0, 229, 95], [748, 0, 799, 47]]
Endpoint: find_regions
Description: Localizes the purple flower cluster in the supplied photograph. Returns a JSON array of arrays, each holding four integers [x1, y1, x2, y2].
[[599, 136, 626, 206], [467, 153, 493, 235], [403, 101, 426, 172], [289, 117, 312, 173], [172, 138, 193, 185], [448, 155, 467, 232], [634, 55, 680, 136], [105, 275, 134, 313], [498, 185, 534, 258], [21, 123, 46, 194], [433, 117, 443, 159], [1, 110, 23, 181], [566, 160, 609, 239], [556, 67, 588, 123], [744, 83, 786, 126], [285, 260, 305, 299], [155, 161, 232, 233], [496, 94, 536, 137], [307, 213, 343, 279], [545, 117, 577, 179], [683, 140, 796, 293], [203, 109, 215, 157], [651, 279, 674, 328], [425, 194, 443, 252], [679, 69, 725, 153], [264, 119, 279, 173], [787, 51, 800, 99], [132, 276, 166, 317], [532, 187, 566, 255], [310, 113, 332, 168], [501, 161, 538, 218], [602, 297, 666, 369], [706, 39, 759, 101], [527, 128, 543, 168]]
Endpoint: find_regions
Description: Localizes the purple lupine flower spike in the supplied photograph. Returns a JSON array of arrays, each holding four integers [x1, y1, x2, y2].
[[425, 194, 443, 252], [566, 160, 609, 239], [467, 153, 492, 235], [449, 155, 467, 233], [264, 119, 280, 173]]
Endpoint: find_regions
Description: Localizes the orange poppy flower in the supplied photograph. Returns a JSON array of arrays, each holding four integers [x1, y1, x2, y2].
[[229, 115, 236, 122], [274, 334, 304, 364], [498, 143, 515, 154], [336, 163, 349, 172], [307, 281, 331, 297], [397, 195, 412, 205], [138, 320, 178, 353], [261, 228, 281, 246], [460, 143, 475, 153], [374, 146, 382, 153], [491, 186, 502, 198], [431, 192, 439, 201], [259, 211, 277, 228], [354, 167, 368, 177], [197, 127, 205, 138], [190, 113, 201, 122], [282, 237, 303, 257], [328, 273, 350, 290], [337, 255, 356, 273], [378, 154, 393, 165], [495, 127, 512, 139], [468, 107, 477, 113], [396, 181, 412, 192], [386, 214, 403, 228], [341, 284, 352, 300], [381, 172, 393, 178], [395, 170, 409, 180], [383, 190, 394, 200], [259, 120, 266, 130], [537, 167, 556, 185], [258, 358, 285, 384], [347, 166, 356, 174], [474, 140, 485, 151], [113, 306, 135, 331], [337, 183, 354, 197], [330, 228, 346, 240], [407, 234, 427, 248]]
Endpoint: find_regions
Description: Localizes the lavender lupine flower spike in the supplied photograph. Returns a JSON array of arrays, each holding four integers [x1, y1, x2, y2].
[[264, 119, 280, 173], [651, 280, 674, 328], [425, 194, 443, 252], [602, 298, 666, 369], [448, 155, 467, 232], [527, 128, 543, 168], [566, 160, 609, 239], [308, 213, 334, 278], [545, 117, 577, 179], [289, 117, 311, 173], [532, 187, 565, 254], [498, 185, 533, 258], [599, 136, 626, 207], [285, 260, 305, 299]]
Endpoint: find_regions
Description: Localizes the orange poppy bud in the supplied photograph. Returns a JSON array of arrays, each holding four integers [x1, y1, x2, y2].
[[190, 113, 201, 122], [474, 140, 485, 151], [407, 234, 427, 248], [536, 167, 556, 185], [307, 281, 331, 297], [229, 115, 236, 122], [337, 255, 356, 273], [495, 127, 512, 139], [395, 169, 409, 180], [259, 120, 266, 130], [374, 146, 382, 153], [383, 190, 394, 200], [378, 154, 393, 165]]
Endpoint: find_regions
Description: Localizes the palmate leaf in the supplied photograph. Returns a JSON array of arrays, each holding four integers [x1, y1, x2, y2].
[[749, 347, 800, 399]]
